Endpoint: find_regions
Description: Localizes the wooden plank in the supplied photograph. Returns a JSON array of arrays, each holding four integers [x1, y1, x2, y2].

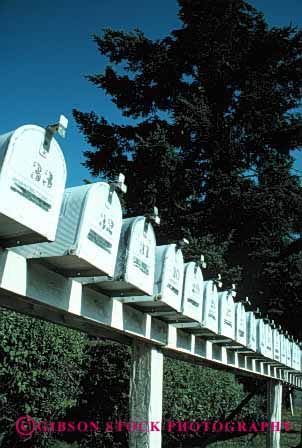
[[0, 248, 301, 388], [129, 341, 163, 448]]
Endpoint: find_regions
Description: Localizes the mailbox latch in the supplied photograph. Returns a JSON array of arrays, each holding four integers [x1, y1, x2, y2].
[[214, 273, 222, 289], [176, 238, 189, 251], [195, 254, 207, 272], [43, 115, 68, 153], [144, 206, 160, 234], [108, 173, 127, 204]]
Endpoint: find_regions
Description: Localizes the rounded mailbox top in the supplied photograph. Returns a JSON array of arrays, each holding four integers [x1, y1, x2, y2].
[[154, 243, 184, 312], [76, 182, 123, 278], [123, 216, 157, 296], [218, 291, 235, 339], [0, 124, 66, 178], [181, 262, 204, 322], [0, 125, 67, 242], [235, 301, 246, 344], [202, 280, 219, 333]]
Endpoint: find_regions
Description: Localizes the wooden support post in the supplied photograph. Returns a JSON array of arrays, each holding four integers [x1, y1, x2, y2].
[[129, 341, 163, 448], [289, 388, 294, 417], [266, 380, 283, 448]]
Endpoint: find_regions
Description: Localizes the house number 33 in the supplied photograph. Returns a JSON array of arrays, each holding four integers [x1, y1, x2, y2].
[[31, 162, 53, 188]]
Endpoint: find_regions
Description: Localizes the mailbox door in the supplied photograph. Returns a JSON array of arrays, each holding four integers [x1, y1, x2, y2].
[[290, 342, 294, 369], [280, 336, 286, 365], [0, 125, 66, 244], [295, 344, 298, 370], [286, 339, 292, 367], [124, 218, 156, 296], [181, 262, 203, 322], [246, 312, 256, 351], [293, 343, 298, 371], [291, 342, 298, 370], [296, 345, 300, 371], [256, 320, 266, 355], [265, 325, 273, 359], [202, 281, 218, 333], [273, 330, 281, 362], [159, 245, 184, 312], [77, 183, 122, 277], [218, 292, 235, 339], [235, 302, 246, 345]]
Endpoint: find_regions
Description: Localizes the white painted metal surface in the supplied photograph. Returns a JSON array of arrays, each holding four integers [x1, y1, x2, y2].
[[152, 244, 184, 311], [181, 262, 203, 322], [272, 328, 281, 362], [246, 311, 257, 351], [286, 338, 292, 368], [235, 302, 247, 346], [280, 334, 287, 365], [291, 341, 301, 372], [13, 182, 123, 277], [118, 243, 185, 319], [81, 216, 156, 296], [257, 319, 267, 357], [265, 323, 273, 360], [218, 291, 235, 339], [0, 125, 66, 247], [201, 280, 219, 334]]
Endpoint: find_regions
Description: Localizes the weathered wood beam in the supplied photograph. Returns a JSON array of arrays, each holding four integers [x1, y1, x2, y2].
[[266, 380, 282, 448], [0, 248, 301, 389], [129, 341, 163, 448]]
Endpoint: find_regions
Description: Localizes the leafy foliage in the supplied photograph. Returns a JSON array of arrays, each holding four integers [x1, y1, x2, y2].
[[60, 342, 263, 448], [162, 358, 264, 446], [0, 308, 88, 447], [62, 340, 130, 448]]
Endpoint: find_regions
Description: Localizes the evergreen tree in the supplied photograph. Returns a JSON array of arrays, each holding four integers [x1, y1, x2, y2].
[[74, 0, 302, 336]]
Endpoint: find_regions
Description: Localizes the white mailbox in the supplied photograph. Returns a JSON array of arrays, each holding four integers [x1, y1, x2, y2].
[[286, 338, 292, 368], [246, 311, 257, 351], [0, 122, 67, 247], [14, 182, 123, 277], [82, 216, 156, 296], [298, 346, 302, 372], [272, 328, 281, 362], [201, 280, 219, 335], [235, 302, 246, 346], [265, 323, 273, 359], [290, 341, 301, 371], [256, 319, 267, 356], [296, 344, 301, 371], [152, 244, 184, 312], [280, 334, 287, 365], [292, 342, 300, 371], [181, 262, 203, 322], [120, 243, 184, 317], [218, 291, 235, 339]]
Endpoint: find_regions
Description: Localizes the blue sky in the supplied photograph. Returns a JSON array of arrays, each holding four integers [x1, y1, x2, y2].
[[0, 0, 301, 187]]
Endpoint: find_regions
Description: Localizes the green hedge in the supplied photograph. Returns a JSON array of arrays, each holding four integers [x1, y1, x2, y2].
[[0, 311, 264, 448], [0, 308, 88, 447]]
